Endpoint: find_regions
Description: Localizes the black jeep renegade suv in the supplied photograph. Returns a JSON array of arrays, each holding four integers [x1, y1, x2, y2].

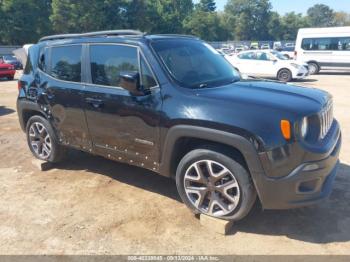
[[17, 30, 341, 221]]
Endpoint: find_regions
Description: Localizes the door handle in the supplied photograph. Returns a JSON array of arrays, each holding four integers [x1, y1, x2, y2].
[[85, 97, 104, 108]]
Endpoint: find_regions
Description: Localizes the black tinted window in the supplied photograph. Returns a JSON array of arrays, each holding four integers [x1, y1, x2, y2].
[[90, 45, 139, 87], [140, 56, 157, 89], [302, 38, 341, 51], [50, 45, 82, 82], [38, 48, 49, 72]]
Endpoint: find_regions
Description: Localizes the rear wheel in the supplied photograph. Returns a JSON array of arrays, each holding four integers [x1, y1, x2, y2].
[[7, 76, 14, 80], [277, 68, 292, 82], [176, 148, 257, 221], [26, 115, 65, 163], [308, 62, 320, 75]]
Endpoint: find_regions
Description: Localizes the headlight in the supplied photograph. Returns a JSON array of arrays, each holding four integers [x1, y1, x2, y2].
[[300, 117, 308, 138], [290, 63, 301, 69]]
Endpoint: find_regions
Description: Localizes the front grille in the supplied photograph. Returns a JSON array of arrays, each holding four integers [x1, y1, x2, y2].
[[319, 100, 333, 139]]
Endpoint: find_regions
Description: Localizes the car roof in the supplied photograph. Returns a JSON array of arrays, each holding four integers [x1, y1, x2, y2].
[[38, 30, 199, 46]]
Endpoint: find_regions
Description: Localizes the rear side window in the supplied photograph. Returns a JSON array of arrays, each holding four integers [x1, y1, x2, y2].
[[90, 45, 138, 87], [50, 45, 82, 82], [38, 47, 49, 72]]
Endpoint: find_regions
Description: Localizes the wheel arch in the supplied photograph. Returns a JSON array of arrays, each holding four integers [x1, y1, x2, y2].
[[159, 125, 266, 203], [17, 100, 48, 131], [160, 125, 265, 183]]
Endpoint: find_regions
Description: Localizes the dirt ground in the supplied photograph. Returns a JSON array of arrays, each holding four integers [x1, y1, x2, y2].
[[0, 71, 349, 255]]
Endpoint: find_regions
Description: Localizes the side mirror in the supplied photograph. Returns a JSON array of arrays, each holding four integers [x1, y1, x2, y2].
[[119, 71, 143, 96]]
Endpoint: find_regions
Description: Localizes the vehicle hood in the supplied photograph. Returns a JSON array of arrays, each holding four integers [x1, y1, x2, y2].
[[197, 80, 330, 116], [0, 63, 14, 69]]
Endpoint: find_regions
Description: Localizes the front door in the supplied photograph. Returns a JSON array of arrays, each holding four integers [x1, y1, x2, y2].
[[83, 44, 161, 172]]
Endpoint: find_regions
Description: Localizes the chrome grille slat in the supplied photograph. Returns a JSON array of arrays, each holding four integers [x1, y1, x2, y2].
[[319, 100, 333, 140]]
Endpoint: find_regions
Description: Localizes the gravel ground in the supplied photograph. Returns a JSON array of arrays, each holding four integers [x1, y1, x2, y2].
[[0, 71, 349, 255]]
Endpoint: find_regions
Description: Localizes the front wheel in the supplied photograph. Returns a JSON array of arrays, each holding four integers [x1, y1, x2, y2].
[[277, 68, 292, 82], [26, 115, 66, 163], [307, 62, 320, 75], [176, 148, 257, 221]]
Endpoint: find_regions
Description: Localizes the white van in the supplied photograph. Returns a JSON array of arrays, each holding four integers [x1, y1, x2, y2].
[[295, 26, 350, 74]]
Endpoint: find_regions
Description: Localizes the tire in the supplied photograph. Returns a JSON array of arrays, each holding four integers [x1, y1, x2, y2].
[[7, 76, 14, 80], [277, 68, 292, 82], [307, 62, 320, 75], [26, 115, 66, 163], [176, 148, 257, 221]]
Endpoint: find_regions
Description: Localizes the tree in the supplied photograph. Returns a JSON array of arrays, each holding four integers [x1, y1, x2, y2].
[[183, 10, 229, 41], [1, 0, 52, 45], [50, 0, 107, 33], [281, 12, 309, 40], [197, 0, 216, 12], [267, 12, 283, 40], [307, 4, 335, 27], [225, 0, 272, 40], [333, 11, 350, 26]]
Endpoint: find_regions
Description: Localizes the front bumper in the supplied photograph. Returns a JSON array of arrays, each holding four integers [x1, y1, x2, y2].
[[255, 125, 341, 210], [292, 67, 309, 79], [0, 69, 16, 77]]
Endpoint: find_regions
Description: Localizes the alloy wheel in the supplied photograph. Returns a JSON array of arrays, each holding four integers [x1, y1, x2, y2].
[[184, 160, 240, 217], [28, 122, 52, 159]]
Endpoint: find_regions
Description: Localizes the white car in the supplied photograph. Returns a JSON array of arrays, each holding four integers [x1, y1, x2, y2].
[[226, 50, 309, 82]]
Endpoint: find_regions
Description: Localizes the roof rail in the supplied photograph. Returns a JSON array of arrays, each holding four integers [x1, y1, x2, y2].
[[39, 30, 144, 42]]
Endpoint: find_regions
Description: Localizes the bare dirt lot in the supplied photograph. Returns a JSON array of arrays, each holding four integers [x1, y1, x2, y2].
[[0, 71, 349, 255]]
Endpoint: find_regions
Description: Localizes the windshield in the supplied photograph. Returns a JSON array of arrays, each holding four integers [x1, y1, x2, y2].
[[3, 55, 16, 61], [271, 51, 289, 60], [152, 39, 240, 88]]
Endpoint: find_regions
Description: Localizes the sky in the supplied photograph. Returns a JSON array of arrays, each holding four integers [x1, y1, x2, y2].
[[195, 0, 350, 14]]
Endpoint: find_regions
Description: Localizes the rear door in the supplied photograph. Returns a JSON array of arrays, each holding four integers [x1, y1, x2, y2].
[[83, 43, 161, 171], [37, 44, 91, 149]]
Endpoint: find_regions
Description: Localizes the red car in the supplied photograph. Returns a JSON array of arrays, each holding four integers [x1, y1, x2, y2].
[[0, 58, 16, 80]]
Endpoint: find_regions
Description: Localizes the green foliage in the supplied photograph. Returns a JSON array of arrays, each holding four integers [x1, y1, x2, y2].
[[281, 12, 310, 40], [183, 10, 229, 41], [197, 0, 216, 12], [307, 4, 335, 27], [0, 0, 349, 45], [225, 0, 272, 40], [1, 0, 51, 45]]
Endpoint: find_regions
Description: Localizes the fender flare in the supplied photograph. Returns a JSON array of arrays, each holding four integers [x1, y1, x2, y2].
[[16, 99, 48, 131], [159, 125, 266, 197]]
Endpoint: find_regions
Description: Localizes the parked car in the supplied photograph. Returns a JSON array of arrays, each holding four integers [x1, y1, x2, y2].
[[1, 55, 22, 69], [235, 45, 244, 53], [260, 43, 271, 49], [226, 50, 308, 82], [250, 42, 259, 50], [17, 30, 341, 221], [280, 46, 295, 59], [295, 26, 350, 74], [284, 42, 295, 48], [0, 58, 15, 80]]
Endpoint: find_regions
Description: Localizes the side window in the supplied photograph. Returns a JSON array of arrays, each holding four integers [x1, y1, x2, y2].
[[38, 47, 49, 72], [50, 45, 82, 82], [256, 52, 269, 61], [301, 38, 312, 50], [339, 37, 350, 50], [90, 45, 138, 87], [140, 56, 157, 89], [302, 38, 339, 51], [238, 52, 255, 59]]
